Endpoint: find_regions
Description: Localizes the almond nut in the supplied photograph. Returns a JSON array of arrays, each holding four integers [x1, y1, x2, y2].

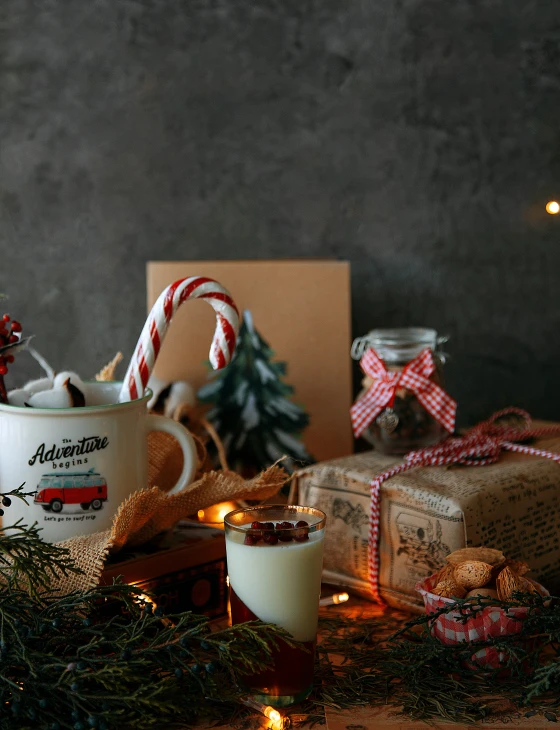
[[446, 547, 505, 567], [433, 579, 467, 599], [435, 564, 456, 583], [453, 561, 493, 590], [496, 566, 532, 601], [518, 577, 538, 595], [465, 587, 499, 601], [504, 559, 531, 576]]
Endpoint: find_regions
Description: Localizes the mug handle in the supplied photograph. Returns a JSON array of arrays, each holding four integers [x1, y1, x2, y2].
[[145, 414, 198, 495]]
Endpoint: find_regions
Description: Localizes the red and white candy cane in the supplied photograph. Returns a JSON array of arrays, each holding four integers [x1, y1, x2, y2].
[[119, 277, 240, 403]]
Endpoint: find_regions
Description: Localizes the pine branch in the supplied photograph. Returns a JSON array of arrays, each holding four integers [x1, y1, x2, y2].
[[4, 488, 560, 727], [0, 487, 82, 598], [0, 579, 295, 730], [0, 488, 295, 728], [303, 593, 560, 725]]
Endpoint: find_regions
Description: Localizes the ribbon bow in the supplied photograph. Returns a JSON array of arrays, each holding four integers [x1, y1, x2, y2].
[[367, 408, 560, 604], [351, 347, 456, 438]]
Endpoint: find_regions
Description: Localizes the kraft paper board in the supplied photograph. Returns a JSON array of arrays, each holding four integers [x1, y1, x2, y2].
[[147, 260, 353, 463]]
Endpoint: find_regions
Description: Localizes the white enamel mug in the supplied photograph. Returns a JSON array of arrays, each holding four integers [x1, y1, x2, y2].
[[0, 381, 197, 542]]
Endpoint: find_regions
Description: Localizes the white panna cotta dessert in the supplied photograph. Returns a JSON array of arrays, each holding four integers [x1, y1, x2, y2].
[[225, 512, 325, 643]]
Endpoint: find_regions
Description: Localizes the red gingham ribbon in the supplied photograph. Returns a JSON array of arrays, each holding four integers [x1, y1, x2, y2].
[[351, 347, 456, 438], [367, 408, 560, 604]]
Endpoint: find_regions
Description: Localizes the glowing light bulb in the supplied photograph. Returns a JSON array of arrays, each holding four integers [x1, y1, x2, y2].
[[319, 592, 350, 607], [240, 696, 287, 728], [546, 201, 560, 215], [217, 505, 233, 521], [265, 707, 282, 723], [198, 501, 238, 525]]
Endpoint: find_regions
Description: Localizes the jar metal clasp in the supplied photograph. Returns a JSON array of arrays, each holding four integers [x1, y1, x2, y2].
[[350, 335, 373, 360]]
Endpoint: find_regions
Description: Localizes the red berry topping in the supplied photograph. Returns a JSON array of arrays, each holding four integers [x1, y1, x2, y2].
[[276, 521, 293, 530], [251, 521, 262, 529], [263, 532, 279, 545], [6, 356, 14, 364], [275, 521, 294, 541], [0, 364, 7, 376], [8, 334, 18, 344], [294, 520, 310, 541], [2, 314, 9, 322], [244, 534, 258, 546], [261, 522, 275, 530], [10, 321, 22, 333]]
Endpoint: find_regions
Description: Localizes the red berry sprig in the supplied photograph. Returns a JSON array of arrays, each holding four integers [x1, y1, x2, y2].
[[0, 314, 23, 402]]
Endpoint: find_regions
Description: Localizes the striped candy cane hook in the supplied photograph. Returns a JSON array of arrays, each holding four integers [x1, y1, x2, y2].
[[119, 277, 240, 403]]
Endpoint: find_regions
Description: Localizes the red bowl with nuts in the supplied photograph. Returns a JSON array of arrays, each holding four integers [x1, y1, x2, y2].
[[415, 547, 549, 669]]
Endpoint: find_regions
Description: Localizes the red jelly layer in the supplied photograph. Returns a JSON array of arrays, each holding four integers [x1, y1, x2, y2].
[[230, 587, 315, 697]]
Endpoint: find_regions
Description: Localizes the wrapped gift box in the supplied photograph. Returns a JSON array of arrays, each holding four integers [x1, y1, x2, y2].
[[291, 433, 560, 611], [101, 522, 227, 619]]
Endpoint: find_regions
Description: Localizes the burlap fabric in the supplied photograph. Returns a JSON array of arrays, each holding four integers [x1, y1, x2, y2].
[[54, 430, 287, 594]]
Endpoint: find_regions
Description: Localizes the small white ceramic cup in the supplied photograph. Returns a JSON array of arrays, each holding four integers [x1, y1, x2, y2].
[[0, 381, 197, 542]]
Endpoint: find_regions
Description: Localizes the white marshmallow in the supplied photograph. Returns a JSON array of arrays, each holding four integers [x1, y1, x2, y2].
[[27, 387, 73, 409], [53, 371, 85, 391], [23, 377, 54, 395], [7, 388, 32, 407]]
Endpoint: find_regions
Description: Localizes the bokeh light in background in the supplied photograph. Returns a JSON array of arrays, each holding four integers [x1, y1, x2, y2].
[[546, 201, 560, 215], [197, 501, 238, 525]]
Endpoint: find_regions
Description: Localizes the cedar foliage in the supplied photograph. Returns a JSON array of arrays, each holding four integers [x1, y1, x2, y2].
[[3, 488, 560, 728], [0, 489, 291, 730]]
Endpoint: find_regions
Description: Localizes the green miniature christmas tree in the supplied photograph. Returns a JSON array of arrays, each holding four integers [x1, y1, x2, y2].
[[198, 310, 314, 475]]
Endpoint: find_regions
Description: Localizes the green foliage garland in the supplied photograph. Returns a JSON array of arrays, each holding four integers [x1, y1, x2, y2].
[[3, 487, 560, 728], [308, 592, 560, 726], [0, 489, 292, 730]]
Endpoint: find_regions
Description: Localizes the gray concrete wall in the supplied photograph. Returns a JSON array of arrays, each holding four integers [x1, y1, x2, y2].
[[1, 0, 559, 426]]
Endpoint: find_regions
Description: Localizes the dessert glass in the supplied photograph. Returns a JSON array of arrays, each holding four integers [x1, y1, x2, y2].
[[224, 505, 326, 707]]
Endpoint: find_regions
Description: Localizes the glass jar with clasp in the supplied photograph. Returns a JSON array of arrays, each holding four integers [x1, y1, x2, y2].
[[351, 327, 452, 456]]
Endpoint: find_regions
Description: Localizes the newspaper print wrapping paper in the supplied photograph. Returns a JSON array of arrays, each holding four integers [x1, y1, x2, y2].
[[291, 433, 560, 611]]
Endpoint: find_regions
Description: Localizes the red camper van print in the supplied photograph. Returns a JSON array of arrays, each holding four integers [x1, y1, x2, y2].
[[34, 469, 108, 513]]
